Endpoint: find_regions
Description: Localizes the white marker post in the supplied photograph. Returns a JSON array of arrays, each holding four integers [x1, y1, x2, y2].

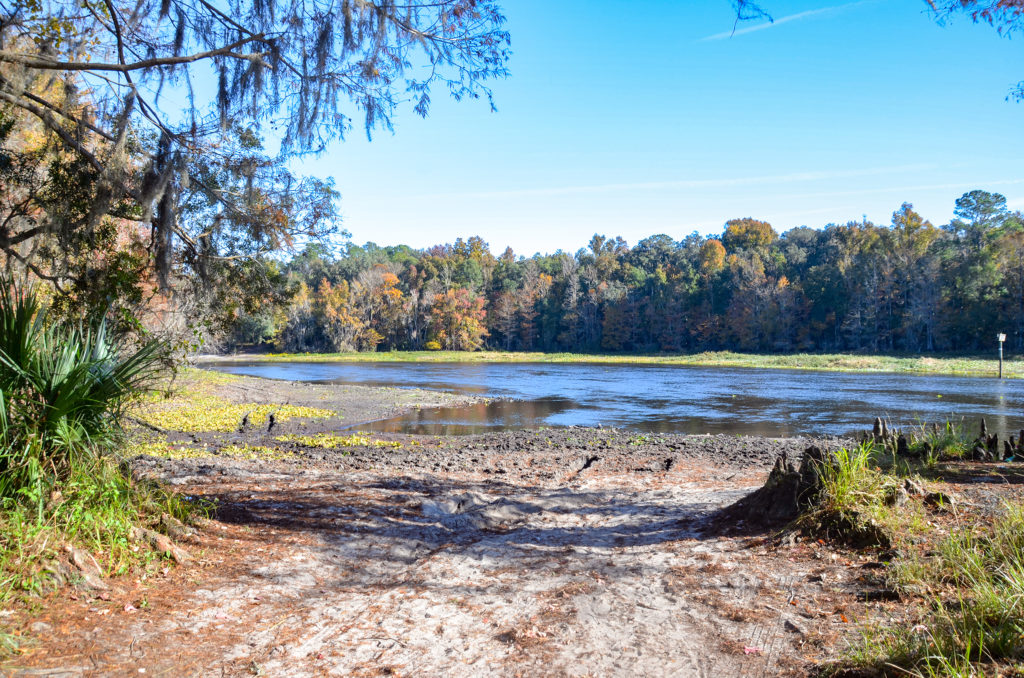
[[998, 333, 1006, 379]]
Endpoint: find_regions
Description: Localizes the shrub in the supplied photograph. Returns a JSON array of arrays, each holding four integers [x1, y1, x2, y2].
[[0, 278, 197, 598], [0, 279, 167, 511]]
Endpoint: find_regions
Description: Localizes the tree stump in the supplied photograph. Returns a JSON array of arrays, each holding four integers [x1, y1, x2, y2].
[[718, 446, 826, 527]]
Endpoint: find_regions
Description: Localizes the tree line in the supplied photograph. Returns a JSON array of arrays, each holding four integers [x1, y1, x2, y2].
[[1, 0, 1019, 356], [223, 191, 1024, 355]]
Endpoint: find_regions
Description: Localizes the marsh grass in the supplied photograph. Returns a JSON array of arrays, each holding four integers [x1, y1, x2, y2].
[[910, 419, 974, 465], [842, 500, 1024, 676], [232, 350, 1024, 378]]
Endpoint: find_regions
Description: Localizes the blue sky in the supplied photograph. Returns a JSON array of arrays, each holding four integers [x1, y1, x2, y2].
[[296, 1, 1024, 256]]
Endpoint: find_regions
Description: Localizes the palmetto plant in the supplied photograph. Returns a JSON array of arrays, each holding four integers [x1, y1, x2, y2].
[[0, 279, 167, 514]]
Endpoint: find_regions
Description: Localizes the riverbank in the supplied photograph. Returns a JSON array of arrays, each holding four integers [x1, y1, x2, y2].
[[199, 349, 1024, 378], [1, 372, 1021, 676]]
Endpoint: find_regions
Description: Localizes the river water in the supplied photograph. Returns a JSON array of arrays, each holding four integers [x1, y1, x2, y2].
[[206, 361, 1024, 437]]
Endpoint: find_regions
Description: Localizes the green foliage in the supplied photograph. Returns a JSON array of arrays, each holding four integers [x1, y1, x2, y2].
[[239, 189, 1024, 357], [0, 279, 168, 508], [0, 458, 198, 600], [0, 278, 202, 597], [850, 503, 1024, 676]]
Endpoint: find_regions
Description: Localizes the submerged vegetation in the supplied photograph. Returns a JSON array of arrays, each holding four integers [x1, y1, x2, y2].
[[231, 349, 1024, 378]]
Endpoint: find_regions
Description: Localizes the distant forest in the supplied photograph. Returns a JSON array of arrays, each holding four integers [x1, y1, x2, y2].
[[224, 191, 1024, 355]]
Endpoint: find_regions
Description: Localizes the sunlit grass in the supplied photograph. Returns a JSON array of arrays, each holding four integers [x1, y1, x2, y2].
[[136, 395, 333, 433], [219, 350, 1024, 378], [0, 459, 203, 602], [799, 442, 929, 547], [845, 503, 1024, 676], [274, 433, 402, 449]]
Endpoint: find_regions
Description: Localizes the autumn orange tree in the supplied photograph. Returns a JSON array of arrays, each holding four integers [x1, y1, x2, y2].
[[428, 288, 488, 351]]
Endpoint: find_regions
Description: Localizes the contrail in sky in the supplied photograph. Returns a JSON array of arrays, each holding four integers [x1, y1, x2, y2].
[[700, 0, 877, 41]]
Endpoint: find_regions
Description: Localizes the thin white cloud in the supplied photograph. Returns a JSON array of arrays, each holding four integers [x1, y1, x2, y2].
[[430, 164, 938, 201], [700, 0, 876, 41], [774, 178, 1024, 202]]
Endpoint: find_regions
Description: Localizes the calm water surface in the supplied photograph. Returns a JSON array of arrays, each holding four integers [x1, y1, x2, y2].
[[207, 361, 1024, 437]]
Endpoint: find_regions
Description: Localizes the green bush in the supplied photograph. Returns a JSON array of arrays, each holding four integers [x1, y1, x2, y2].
[[0, 279, 167, 512], [0, 278, 199, 598]]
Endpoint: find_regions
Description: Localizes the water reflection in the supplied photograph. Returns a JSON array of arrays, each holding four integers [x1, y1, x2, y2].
[[360, 397, 574, 435], [208, 361, 1024, 437]]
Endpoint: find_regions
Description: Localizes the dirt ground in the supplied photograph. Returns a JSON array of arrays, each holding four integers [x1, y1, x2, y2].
[[2, 374, 1016, 677]]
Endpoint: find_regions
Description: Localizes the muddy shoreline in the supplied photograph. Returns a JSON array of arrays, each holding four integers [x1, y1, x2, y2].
[[154, 369, 854, 474], [4, 371, 871, 677]]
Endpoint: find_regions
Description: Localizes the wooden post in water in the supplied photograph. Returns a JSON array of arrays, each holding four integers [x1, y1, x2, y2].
[[998, 333, 1006, 379]]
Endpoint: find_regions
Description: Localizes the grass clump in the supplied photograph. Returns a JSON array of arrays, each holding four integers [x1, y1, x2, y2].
[[910, 419, 974, 465], [0, 278, 202, 600], [795, 442, 923, 549], [845, 503, 1024, 676]]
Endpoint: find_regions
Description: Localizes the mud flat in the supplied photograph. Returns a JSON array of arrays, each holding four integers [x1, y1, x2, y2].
[[0, 372, 946, 677]]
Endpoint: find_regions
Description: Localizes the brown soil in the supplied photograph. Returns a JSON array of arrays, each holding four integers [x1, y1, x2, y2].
[[2, 375, 1021, 677]]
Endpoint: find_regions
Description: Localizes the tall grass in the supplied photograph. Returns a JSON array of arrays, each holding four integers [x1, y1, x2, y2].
[[847, 504, 1024, 676], [814, 443, 888, 513], [797, 442, 918, 549], [0, 278, 197, 599]]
